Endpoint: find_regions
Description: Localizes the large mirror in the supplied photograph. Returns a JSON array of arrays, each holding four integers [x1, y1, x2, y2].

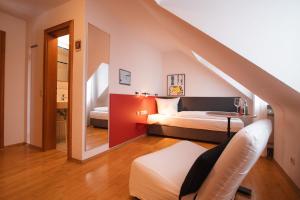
[[85, 24, 110, 151]]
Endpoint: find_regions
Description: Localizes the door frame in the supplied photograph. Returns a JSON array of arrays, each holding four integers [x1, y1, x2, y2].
[[43, 21, 74, 159], [0, 31, 5, 149]]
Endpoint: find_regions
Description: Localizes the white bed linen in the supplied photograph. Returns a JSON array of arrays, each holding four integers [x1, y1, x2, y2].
[[94, 106, 108, 112], [129, 141, 207, 200], [147, 111, 244, 132], [90, 110, 109, 120]]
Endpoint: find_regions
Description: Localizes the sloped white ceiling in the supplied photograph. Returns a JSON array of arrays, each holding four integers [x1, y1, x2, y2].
[[192, 51, 253, 99], [156, 0, 300, 93]]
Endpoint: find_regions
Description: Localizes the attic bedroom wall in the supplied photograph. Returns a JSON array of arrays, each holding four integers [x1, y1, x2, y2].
[[86, 0, 163, 96], [27, 0, 85, 160], [162, 51, 252, 109], [84, 0, 256, 158], [86, 0, 251, 100], [0, 11, 26, 146]]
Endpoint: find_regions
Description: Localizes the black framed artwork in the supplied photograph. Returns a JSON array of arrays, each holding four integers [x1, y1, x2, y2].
[[167, 74, 185, 96], [119, 69, 131, 85]]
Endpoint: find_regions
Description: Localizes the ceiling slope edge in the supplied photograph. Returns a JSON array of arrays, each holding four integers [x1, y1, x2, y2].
[[140, 0, 300, 111]]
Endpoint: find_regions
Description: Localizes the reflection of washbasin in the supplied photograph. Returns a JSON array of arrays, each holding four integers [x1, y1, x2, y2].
[[57, 101, 68, 109]]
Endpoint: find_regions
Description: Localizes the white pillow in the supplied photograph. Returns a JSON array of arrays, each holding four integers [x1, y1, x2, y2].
[[155, 98, 180, 115], [94, 107, 108, 112]]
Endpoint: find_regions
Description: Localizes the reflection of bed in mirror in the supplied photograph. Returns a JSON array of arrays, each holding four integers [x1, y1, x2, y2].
[[86, 106, 109, 151], [90, 106, 109, 129], [85, 23, 110, 152]]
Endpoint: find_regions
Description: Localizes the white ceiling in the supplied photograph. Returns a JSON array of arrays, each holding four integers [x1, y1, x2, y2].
[[192, 51, 253, 99], [0, 0, 70, 20], [157, 0, 300, 93]]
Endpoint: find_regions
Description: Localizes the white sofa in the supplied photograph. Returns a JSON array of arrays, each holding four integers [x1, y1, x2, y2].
[[129, 119, 272, 200]]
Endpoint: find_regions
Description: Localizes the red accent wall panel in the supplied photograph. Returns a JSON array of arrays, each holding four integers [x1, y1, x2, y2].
[[109, 94, 157, 148]]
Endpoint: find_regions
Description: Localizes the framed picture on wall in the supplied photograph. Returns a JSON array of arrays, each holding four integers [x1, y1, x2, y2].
[[167, 74, 185, 96], [119, 69, 131, 85]]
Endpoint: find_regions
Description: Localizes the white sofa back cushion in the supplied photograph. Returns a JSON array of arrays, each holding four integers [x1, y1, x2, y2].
[[196, 119, 272, 200], [156, 97, 180, 115]]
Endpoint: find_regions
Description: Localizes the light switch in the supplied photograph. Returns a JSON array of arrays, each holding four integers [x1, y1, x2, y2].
[[136, 110, 148, 116]]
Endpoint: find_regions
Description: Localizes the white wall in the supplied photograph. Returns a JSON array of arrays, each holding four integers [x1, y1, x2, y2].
[[86, 0, 163, 97], [94, 63, 109, 107], [27, 0, 85, 159], [87, 23, 110, 79], [109, 37, 163, 95], [162, 51, 246, 98], [0, 11, 26, 146]]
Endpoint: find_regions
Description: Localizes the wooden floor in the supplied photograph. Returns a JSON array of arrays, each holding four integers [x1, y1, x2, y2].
[[86, 127, 108, 150], [56, 141, 67, 152], [0, 136, 299, 200]]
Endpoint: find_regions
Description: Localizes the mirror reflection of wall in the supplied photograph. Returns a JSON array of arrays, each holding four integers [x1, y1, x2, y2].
[[85, 24, 110, 151]]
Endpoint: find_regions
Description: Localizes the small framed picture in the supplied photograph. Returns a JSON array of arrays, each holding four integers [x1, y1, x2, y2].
[[167, 74, 185, 96], [119, 69, 131, 85]]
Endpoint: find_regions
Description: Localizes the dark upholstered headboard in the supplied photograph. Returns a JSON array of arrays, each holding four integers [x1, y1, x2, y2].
[[159, 97, 239, 112]]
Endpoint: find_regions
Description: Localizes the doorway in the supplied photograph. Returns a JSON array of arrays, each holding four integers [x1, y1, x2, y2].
[[43, 21, 73, 159], [0, 30, 5, 149]]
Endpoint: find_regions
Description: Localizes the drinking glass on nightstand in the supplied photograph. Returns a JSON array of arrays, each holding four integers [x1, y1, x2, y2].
[[234, 98, 241, 113]]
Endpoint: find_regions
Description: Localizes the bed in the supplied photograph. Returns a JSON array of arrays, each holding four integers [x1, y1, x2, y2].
[[147, 97, 245, 143], [89, 107, 109, 129], [148, 111, 244, 132]]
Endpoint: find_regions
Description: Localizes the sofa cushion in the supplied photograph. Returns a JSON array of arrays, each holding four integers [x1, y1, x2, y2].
[[129, 141, 207, 200], [179, 137, 231, 199], [195, 119, 272, 200]]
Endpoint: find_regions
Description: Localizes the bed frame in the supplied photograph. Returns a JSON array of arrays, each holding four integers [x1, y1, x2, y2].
[[147, 97, 239, 144], [90, 118, 108, 129]]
